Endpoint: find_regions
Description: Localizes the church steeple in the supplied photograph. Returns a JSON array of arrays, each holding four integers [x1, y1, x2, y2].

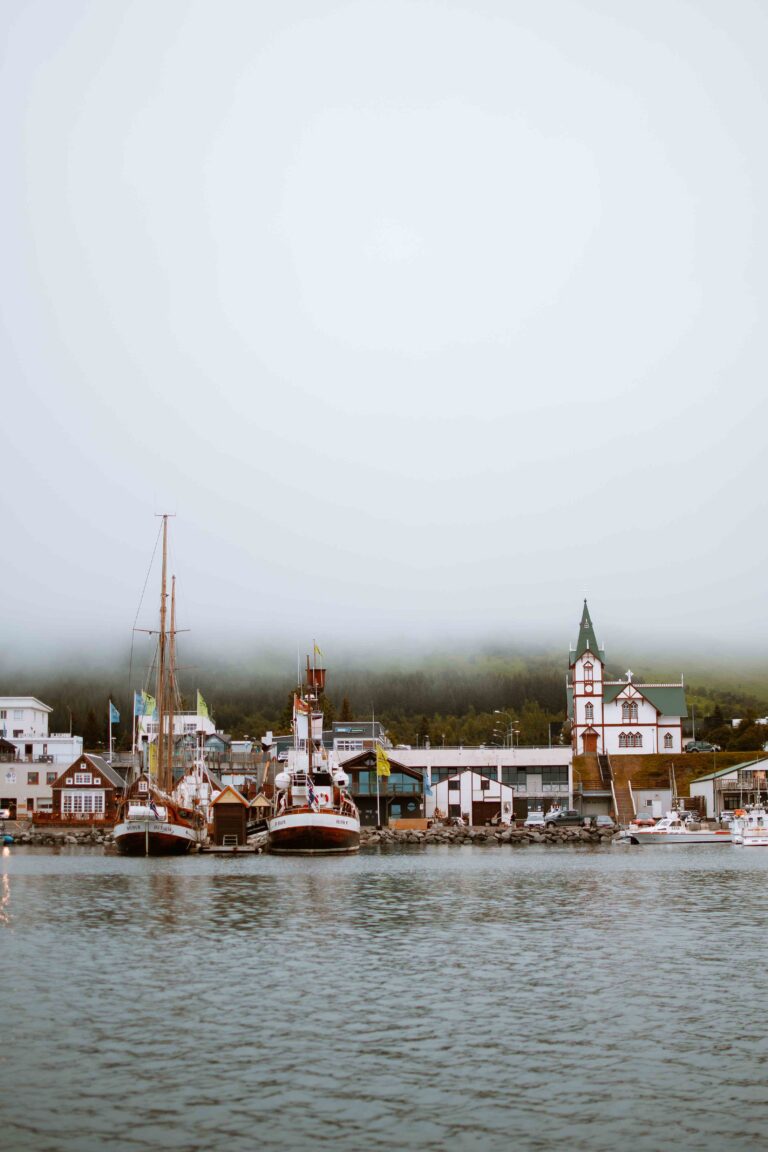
[[574, 599, 604, 662]]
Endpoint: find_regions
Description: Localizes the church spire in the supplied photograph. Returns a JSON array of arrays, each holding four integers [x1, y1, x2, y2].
[[574, 599, 603, 661]]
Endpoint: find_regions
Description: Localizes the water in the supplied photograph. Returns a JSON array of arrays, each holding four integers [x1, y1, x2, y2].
[[1, 844, 767, 1152]]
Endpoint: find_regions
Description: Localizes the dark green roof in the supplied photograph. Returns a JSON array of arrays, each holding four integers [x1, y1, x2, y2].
[[603, 683, 687, 717], [573, 600, 604, 662]]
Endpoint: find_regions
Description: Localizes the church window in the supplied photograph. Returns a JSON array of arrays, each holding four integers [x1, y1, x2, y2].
[[664, 733, 673, 750], [622, 701, 639, 723], [619, 733, 628, 748], [585, 702, 594, 723], [583, 662, 593, 683]]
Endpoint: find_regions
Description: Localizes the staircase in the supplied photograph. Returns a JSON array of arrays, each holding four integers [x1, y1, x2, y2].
[[607, 756, 636, 825]]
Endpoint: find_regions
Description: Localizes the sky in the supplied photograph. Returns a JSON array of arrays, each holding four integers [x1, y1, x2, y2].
[[2, 0, 767, 667]]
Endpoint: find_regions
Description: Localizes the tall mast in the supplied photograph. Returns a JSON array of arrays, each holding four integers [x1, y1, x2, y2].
[[156, 515, 169, 792], [167, 574, 177, 795]]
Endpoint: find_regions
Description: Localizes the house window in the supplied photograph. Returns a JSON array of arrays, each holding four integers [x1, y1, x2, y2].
[[622, 701, 639, 723], [138, 779, 148, 793], [13, 710, 23, 720], [63, 793, 104, 815], [619, 733, 628, 748], [74, 773, 92, 785], [664, 733, 673, 750], [47, 772, 56, 784], [585, 702, 594, 723], [27, 772, 39, 785], [94, 777, 101, 785], [27, 797, 34, 811], [479, 778, 491, 791], [0, 710, 5, 719]]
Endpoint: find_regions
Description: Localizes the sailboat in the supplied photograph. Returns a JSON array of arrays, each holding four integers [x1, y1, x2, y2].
[[113, 516, 207, 855], [268, 652, 360, 854]]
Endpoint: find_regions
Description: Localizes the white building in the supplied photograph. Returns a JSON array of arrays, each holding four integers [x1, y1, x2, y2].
[[0, 697, 83, 765], [0, 696, 85, 818], [136, 711, 218, 741], [358, 746, 573, 820], [567, 602, 687, 756]]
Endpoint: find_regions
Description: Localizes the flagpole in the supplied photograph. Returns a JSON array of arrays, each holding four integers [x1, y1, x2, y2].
[[108, 701, 113, 764], [374, 705, 381, 830]]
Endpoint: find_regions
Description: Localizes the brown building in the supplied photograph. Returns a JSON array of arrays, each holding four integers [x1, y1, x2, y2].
[[49, 754, 125, 822], [211, 785, 249, 846]]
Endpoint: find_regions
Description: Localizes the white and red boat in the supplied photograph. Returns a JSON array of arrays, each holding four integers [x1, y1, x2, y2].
[[268, 654, 360, 855], [113, 516, 206, 856]]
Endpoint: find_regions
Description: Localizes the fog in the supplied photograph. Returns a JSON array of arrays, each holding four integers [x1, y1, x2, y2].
[[2, 0, 767, 670]]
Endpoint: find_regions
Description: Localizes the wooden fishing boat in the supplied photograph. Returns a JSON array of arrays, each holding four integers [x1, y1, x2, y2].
[[113, 516, 206, 856], [268, 652, 360, 855]]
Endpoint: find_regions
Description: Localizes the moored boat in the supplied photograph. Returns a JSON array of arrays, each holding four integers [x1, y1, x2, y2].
[[731, 805, 768, 847], [268, 652, 360, 855], [618, 810, 732, 845], [113, 516, 206, 856]]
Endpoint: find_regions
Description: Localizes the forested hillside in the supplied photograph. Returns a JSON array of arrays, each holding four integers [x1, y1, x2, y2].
[[2, 648, 766, 753]]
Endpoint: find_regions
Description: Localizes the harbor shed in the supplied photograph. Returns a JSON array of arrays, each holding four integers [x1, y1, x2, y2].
[[211, 785, 249, 846], [432, 770, 517, 826], [690, 758, 768, 818]]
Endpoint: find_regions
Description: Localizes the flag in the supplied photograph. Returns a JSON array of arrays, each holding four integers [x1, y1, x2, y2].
[[109, 701, 120, 725], [424, 767, 433, 796], [145, 693, 157, 720], [148, 797, 161, 820], [149, 743, 158, 772], [376, 745, 391, 778], [314, 642, 324, 659], [134, 691, 144, 717], [197, 690, 209, 720], [307, 777, 319, 810]]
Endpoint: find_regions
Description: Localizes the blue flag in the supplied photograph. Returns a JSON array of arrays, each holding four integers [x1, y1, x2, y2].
[[109, 701, 120, 725], [133, 691, 143, 718], [424, 768, 433, 796]]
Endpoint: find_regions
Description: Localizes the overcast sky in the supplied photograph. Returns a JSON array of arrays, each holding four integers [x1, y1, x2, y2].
[[2, 0, 767, 667]]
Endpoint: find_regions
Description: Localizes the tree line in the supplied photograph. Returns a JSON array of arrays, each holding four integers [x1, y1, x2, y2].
[[2, 654, 766, 752]]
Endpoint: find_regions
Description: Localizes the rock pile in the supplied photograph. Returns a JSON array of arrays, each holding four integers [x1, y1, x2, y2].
[[360, 824, 617, 847], [12, 827, 113, 847]]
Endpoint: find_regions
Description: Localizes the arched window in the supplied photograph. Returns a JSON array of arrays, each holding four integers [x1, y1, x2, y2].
[[619, 732, 628, 748], [664, 733, 673, 749], [631, 733, 643, 748], [631, 702, 638, 722], [622, 701, 639, 723], [583, 662, 593, 683], [585, 702, 594, 723]]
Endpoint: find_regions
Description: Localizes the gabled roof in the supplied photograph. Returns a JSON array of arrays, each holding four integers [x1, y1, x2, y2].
[[51, 753, 125, 789], [212, 784, 248, 806], [603, 683, 687, 717], [572, 600, 604, 663], [691, 757, 768, 783]]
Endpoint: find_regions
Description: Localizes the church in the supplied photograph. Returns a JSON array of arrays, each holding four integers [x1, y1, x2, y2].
[[567, 602, 687, 756]]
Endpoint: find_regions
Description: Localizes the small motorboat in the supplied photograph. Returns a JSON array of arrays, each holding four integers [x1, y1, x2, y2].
[[618, 811, 732, 845]]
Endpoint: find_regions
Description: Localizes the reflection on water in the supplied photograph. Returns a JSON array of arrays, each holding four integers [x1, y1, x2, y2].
[[2, 846, 768, 1151]]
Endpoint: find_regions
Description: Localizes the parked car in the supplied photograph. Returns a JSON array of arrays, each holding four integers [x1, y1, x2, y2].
[[719, 811, 734, 824], [524, 810, 546, 829], [684, 741, 716, 753], [544, 809, 582, 826], [583, 814, 615, 829]]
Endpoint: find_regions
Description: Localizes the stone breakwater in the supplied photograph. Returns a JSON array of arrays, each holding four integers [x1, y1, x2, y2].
[[361, 824, 618, 847], [12, 827, 112, 847]]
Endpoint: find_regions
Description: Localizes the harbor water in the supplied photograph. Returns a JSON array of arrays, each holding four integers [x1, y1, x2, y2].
[[1, 844, 767, 1151]]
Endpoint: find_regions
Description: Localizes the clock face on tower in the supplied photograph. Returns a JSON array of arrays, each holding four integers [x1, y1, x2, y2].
[[585, 683, 593, 694]]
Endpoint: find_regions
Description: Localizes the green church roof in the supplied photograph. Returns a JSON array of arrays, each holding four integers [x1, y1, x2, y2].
[[603, 682, 687, 718], [573, 600, 604, 663]]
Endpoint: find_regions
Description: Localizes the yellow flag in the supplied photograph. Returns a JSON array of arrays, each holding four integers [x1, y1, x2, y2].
[[376, 745, 390, 777], [149, 742, 158, 772], [314, 642, 324, 659], [197, 690, 209, 720]]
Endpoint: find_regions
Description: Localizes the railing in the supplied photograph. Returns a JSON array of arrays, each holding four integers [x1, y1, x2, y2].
[[33, 812, 111, 825]]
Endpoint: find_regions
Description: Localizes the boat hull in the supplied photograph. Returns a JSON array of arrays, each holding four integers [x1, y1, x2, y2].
[[113, 819, 200, 855], [268, 810, 360, 854], [620, 829, 732, 845]]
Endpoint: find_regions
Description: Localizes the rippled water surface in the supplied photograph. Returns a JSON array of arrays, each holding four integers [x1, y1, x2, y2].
[[2, 844, 767, 1151]]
